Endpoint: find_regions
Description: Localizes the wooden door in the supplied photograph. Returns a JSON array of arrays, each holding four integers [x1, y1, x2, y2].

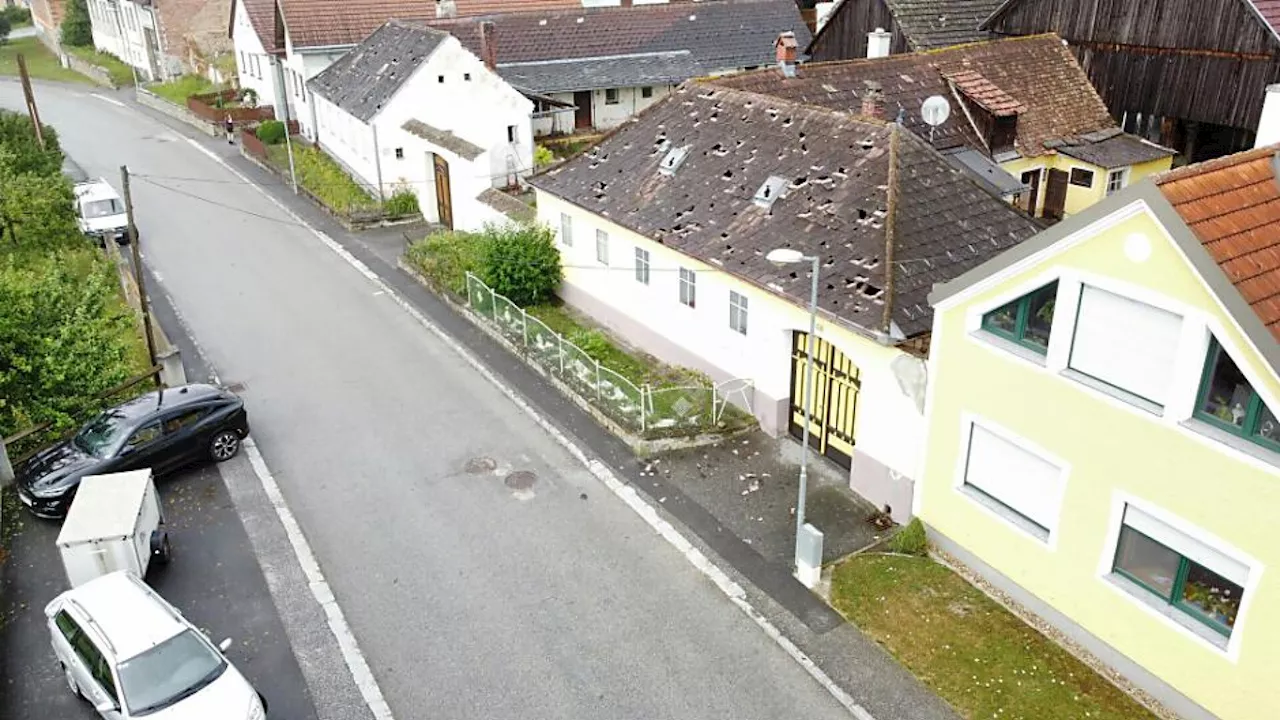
[[573, 91, 593, 130], [789, 331, 861, 470], [1019, 169, 1041, 215], [1043, 168, 1069, 221], [433, 153, 453, 230]]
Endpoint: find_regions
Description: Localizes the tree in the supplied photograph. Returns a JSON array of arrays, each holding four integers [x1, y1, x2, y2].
[[60, 0, 93, 47], [478, 222, 562, 307], [0, 14, 12, 45], [0, 110, 63, 176], [0, 166, 81, 249]]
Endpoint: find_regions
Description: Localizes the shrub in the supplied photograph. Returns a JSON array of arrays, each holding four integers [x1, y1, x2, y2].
[[533, 144, 554, 168], [477, 222, 562, 307], [255, 120, 285, 145], [406, 230, 483, 296], [886, 518, 928, 556], [239, 87, 259, 108], [383, 187, 419, 216], [3, 6, 31, 25], [60, 0, 92, 46]]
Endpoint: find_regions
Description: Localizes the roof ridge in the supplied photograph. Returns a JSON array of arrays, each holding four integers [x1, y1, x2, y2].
[[1154, 144, 1280, 185]]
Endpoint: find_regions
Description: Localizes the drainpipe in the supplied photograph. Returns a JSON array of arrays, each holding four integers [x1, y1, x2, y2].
[[371, 123, 385, 204]]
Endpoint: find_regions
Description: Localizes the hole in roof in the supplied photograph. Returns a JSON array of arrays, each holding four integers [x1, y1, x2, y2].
[[858, 208, 868, 219], [782, 117, 792, 127], [722, 169, 734, 179], [791, 176, 808, 189]]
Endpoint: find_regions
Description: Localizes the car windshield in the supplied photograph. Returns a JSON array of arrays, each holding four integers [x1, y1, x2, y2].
[[72, 411, 132, 458], [118, 630, 227, 716], [83, 198, 123, 219]]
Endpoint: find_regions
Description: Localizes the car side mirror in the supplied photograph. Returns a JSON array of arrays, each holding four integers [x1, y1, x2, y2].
[[94, 699, 118, 713], [218, 638, 232, 652], [118, 444, 136, 457]]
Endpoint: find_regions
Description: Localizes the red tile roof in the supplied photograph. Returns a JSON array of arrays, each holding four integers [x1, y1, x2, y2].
[[1155, 146, 1280, 341], [230, 0, 279, 52], [1250, 0, 1280, 39], [944, 70, 1026, 117]]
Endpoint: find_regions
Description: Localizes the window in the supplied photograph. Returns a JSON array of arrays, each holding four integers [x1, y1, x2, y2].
[[507, 125, 517, 144], [679, 268, 696, 308], [981, 282, 1057, 354], [641, 86, 653, 99], [1069, 168, 1094, 187], [438, 75, 445, 83], [960, 423, 1063, 540], [595, 229, 609, 265], [55, 611, 83, 644], [464, 72, 471, 81], [729, 291, 748, 334], [634, 247, 650, 285], [605, 88, 620, 105], [1111, 504, 1248, 638], [1106, 168, 1128, 195], [124, 421, 162, 451], [1194, 339, 1280, 449], [239, 51, 246, 74], [162, 409, 204, 435], [559, 212, 573, 246], [394, 147, 404, 160], [1068, 285, 1182, 407]]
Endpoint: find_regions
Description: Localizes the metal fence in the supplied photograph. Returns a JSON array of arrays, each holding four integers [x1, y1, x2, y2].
[[466, 273, 752, 437]]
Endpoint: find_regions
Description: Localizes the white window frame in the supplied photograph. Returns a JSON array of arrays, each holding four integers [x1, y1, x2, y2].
[[679, 268, 696, 308], [1097, 492, 1262, 660], [634, 247, 650, 285], [729, 290, 748, 335], [559, 212, 572, 247], [595, 229, 608, 265], [952, 415, 1068, 546], [1106, 168, 1129, 196]]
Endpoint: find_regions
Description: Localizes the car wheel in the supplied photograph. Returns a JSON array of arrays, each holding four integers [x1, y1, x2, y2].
[[151, 531, 172, 565], [62, 664, 84, 701], [209, 430, 241, 462]]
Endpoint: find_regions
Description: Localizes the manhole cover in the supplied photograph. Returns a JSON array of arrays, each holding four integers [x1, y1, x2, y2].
[[465, 457, 497, 474], [504, 470, 537, 491]]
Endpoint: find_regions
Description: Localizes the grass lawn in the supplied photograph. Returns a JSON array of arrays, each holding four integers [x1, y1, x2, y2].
[[265, 142, 378, 216], [64, 45, 135, 86], [830, 554, 1160, 720], [148, 74, 220, 105], [0, 37, 93, 85]]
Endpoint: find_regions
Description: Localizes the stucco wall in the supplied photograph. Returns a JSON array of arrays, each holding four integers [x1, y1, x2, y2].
[[231, 0, 283, 115], [919, 202, 1280, 720], [1002, 153, 1173, 219], [536, 190, 927, 507], [86, 0, 155, 80]]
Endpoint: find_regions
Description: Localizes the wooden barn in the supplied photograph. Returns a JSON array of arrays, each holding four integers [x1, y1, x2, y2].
[[808, 0, 1002, 61], [979, 0, 1280, 161]]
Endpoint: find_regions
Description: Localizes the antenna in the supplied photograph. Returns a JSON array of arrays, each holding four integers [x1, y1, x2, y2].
[[920, 95, 951, 143]]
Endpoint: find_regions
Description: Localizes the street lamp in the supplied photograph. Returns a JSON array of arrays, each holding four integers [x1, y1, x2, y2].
[[766, 247, 823, 588]]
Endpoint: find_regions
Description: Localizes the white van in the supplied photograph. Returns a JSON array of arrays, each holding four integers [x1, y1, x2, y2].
[[73, 178, 130, 245]]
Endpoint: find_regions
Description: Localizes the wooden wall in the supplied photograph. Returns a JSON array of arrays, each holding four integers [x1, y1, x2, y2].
[[808, 0, 910, 62]]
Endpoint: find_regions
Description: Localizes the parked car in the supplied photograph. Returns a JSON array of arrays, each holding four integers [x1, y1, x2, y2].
[[15, 384, 249, 519], [45, 571, 267, 720], [74, 177, 130, 245]]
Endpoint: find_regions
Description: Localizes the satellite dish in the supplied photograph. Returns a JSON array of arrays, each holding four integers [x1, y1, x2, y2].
[[921, 95, 951, 142]]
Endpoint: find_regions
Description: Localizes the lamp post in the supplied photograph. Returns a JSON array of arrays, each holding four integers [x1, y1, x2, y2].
[[766, 247, 823, 587]]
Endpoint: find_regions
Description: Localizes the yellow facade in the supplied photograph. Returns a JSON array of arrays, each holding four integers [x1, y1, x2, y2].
[[919, 204, 1280, 720], [1000, 153, 1172, 218]]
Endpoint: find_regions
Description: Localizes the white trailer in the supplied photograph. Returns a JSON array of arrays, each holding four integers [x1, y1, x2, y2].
[[56, 469, 171, 588]]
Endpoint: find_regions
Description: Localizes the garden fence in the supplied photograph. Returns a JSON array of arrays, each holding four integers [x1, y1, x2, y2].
[[465, 273, 752, 437]]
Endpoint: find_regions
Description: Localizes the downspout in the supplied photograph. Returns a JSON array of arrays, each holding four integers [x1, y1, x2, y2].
[[881, 124, 899, 339], [371, 123, 385, 204]]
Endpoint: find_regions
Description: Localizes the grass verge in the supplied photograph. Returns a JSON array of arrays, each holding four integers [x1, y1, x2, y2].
[[148, 74, 220, 105], [64, 45, 135, 86], [0, 37, 92, 85], [830, 554, 1159, 720], [265, 142, 377, 216]]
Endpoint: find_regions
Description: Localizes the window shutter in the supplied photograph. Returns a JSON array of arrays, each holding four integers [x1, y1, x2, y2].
[[1123, 506, 1249, 586], [1069, 286, 1182, 405], [964, 425, 1063, 533]]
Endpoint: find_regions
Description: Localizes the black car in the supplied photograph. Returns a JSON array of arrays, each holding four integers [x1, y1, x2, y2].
[[15, 384, 250, 519]]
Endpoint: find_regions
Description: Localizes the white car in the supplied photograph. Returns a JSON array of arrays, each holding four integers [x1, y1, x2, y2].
[[44, 571, 266, 720], [73, 178, 130, 245]]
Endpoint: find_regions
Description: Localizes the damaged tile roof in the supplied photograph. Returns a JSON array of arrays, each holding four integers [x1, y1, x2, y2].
[[1155, 146, 1280, 342], [403, 118, 485, 160], [529, 83, 1041, 339], [478, 187, 537, 223], [308, 21, 450, 122], [810, 0, 1000, 54], [1252, 0, 1280, 39], [1051, 128, 1174, 169], [711, 34, 1116, 160]]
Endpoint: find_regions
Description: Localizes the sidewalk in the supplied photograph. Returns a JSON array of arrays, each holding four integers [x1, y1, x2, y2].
[[123, 90, 959, 720]]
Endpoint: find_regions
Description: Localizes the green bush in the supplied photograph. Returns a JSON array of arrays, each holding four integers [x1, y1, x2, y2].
[[887, 518, 928, 556], [3, 6, 31, 26], [255, 120, 285, 145], [477, 222, 562, 307], [60, 0, 92, 46], [383, 187, 419, 216], [149, 75, 219, 105], [533, 144, 554, 168], [405, 230, 483, 296], [265, 143, 376, 215]]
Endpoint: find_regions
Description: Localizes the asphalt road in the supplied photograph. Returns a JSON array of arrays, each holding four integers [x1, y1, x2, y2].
[[2, 82, 852, 720]]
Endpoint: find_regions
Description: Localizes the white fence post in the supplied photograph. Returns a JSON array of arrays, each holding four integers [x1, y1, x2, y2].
[[465, 272, 474, 308], [558, 334, 565, 375], [521, 309, 529, 351], [595, 359, 603, 401], [0, 439, 13, 487]]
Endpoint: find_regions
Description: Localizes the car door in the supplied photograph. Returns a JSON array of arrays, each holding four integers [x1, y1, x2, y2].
[[114, 420, 165, 472], [159, 407, 209, 468], [58, 610, 124, 717]]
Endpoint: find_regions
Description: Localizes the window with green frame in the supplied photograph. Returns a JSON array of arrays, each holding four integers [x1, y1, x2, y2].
[[1112, 524, 1243, 637], [1194, 339, 1280, 450], [980, 281, 1058, 353]]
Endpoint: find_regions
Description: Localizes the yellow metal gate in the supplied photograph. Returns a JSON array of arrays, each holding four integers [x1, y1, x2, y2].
[[789, 331, 860, 470]]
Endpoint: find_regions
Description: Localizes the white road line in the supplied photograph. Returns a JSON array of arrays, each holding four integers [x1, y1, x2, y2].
[[92, 94, 126, 108], [179, 136, 876, 720]]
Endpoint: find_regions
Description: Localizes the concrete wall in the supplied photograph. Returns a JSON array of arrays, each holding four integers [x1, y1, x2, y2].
[[919, 201, 1280, 720]]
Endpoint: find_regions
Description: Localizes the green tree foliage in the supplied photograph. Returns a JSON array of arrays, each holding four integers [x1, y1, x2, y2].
[[0, 166, 80, 248], [0, 13, 12, 45], [255, 119, 285, 145], [0, 111, 63, 176], [477, 222, 562, 307], [60, 0, 93, 47]]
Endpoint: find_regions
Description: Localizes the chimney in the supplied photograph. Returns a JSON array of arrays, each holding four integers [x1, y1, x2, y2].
[[435, 0, 456, 19], [867, 27, 891, 59], [479, 21, 497, 71], [1257, 83, 1280, 148], [775, 31, 797, 78], [861, 81, 883, 119]]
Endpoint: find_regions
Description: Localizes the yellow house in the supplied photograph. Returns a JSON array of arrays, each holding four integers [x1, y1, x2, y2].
[[712, 34, 1176, 221], [917, 146, 1280, 720], [529, 82, 1041, 522]]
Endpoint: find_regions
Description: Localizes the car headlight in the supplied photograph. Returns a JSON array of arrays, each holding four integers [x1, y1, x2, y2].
[[247, 694, 265, 720]]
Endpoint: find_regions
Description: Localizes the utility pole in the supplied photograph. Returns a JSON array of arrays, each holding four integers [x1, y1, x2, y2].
[[120, 165, 160, 387], [16, 55, 45, 150]]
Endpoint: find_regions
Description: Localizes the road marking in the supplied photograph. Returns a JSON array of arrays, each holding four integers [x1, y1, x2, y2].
[[179, 135, 876, 720], [92, 94, 126, 108]]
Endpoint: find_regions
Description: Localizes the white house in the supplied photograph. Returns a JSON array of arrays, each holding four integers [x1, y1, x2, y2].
[[529, 81, 1043, 520], [307, 21, 534, 231], [85, 0, 162, 80], [229, 0, 286, 114]]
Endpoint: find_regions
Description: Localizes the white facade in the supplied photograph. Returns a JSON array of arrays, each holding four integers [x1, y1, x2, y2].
[[533, 85, 674, 136], [312, 36, 534, 232], [230, 0, 285, 116], [86, 0, 160, 80]]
